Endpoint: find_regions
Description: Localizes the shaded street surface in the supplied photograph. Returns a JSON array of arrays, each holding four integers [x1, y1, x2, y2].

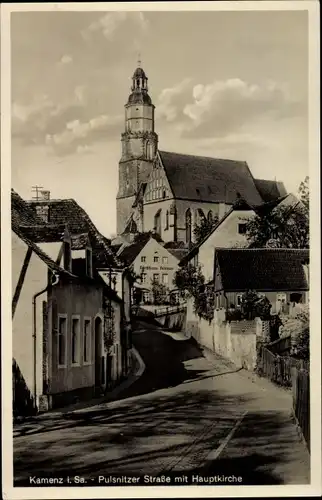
[[14, 321, 310, 486]]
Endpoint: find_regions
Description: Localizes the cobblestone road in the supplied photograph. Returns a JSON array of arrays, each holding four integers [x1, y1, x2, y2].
[[13, 321, 310, 486]]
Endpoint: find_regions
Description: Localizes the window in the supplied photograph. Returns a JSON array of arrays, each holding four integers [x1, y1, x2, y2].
[[141, 273, 147, 284], [162, 274, 168, 285], [162, 256, 168, 264], [290, 293, 303, 304], [58, 315, 67, 367], [185, 209, 192, 244], [153, 255, 159, 263], [236, 294, 243, 307], [83, 318, 91, 364], [198, 208, 205, 221], [143, 291, 150, 303], [71, 317, 80, 365], [238, 223, 247, 234], [277, 293, 287, 303], [165, 210, 169, 230], [86, 248, 92, 278], [141, 256, 146, 263], [153, 273, 160, 283], [154, 210, 161, 236]]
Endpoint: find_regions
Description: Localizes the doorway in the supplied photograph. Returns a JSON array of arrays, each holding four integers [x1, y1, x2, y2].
[[94, 317, 103, 391]]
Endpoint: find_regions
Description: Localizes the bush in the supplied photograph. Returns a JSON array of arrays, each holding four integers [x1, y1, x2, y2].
[[226, 308, 243, 322]]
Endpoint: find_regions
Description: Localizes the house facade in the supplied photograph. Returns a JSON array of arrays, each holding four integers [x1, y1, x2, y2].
[[116, 64, 287, 244], [213, 248, 310, 314], [12, 190, 126, 416], [179, 200, 256, 282], [116, 233, 186, 304]]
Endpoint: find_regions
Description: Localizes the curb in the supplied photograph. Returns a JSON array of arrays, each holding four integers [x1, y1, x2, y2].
[[200, 343, 293, 396], [13, 347, 146, 434], [102, 347, 146, 399]]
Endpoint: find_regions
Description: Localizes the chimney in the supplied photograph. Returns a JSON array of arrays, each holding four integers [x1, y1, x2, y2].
[[31, 187, 51, 223]]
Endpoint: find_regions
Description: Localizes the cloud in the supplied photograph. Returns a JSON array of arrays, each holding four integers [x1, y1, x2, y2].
[[181, 78, 304, 138], [45, 114, 123, 156], [156, 77, 304, 141], [156, 78, 192, 122], [12, 82, 123, 155], [81, 11, 149, 41], [60, 54, 73, 65]]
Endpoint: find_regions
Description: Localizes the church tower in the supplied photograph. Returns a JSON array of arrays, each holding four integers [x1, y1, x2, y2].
[[116, 63, 158, 235]]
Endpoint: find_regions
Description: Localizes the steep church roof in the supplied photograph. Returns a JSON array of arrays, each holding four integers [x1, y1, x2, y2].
[[253, 178, 287, 203], [158, 151, 265, 206]]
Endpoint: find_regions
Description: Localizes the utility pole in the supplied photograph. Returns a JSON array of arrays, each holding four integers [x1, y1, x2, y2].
[[31, 186, 44, 201]]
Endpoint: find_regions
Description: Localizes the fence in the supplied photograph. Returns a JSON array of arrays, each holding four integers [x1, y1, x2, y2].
[[257, 345, 310, 452], [267, 335, 291, 355], [292, 367, 310, 452], [257, 345, 309, 387]]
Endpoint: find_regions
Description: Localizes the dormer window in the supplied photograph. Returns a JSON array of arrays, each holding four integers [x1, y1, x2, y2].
[[36, 205, 49, 223], [86, 247, 93, 278]]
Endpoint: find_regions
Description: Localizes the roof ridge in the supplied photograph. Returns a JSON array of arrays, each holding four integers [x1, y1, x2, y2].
[[216, 247, 309, 252], [159, 149, 247, 164]]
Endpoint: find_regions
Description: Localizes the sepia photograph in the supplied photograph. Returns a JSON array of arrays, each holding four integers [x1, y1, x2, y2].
[[1, 1, 321, 498]]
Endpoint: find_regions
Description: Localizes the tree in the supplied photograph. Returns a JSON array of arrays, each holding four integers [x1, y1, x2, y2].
[[193, 215, 219, 244], [173, 264, 205, 298], [298, 175, 309, 211], [174, 265, 215, 322], [151, 279, 169, 305], [240, 290, 261, 320], [292, 306, 309, 360], [245, 203, 309, 249]]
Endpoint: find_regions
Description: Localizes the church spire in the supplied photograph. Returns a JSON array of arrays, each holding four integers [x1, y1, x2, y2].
[[130, 62, 149, 94]]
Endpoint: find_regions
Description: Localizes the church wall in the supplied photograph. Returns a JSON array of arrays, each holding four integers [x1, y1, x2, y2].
[[116, 195, 136, 236], [175, 200, 232, 243], [117, 160, 138, 198], [143, 198, 175, 241]]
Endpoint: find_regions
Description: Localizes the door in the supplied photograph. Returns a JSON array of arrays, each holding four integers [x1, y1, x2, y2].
[[94, 317, 103, 390]]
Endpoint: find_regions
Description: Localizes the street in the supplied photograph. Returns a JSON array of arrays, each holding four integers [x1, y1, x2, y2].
[[13, 321, 310, 486]]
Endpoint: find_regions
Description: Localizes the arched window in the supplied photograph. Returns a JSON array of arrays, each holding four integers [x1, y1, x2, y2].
[[185, 209, 192, 244], [154, 209, 162, 237], [197, 208, 205, 224], [146, 142, 154, 160], [207, 210, 213, 222], [165, 210, 169, 230]]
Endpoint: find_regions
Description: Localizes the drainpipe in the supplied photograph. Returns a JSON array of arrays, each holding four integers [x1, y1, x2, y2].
[[32, 271, 60, 411]]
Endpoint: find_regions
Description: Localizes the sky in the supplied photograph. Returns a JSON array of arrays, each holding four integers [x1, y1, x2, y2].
[[11, 8, 309, 238]]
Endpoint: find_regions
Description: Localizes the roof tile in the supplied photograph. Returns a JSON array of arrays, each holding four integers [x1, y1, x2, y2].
[[215, 248, 309, 292]]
